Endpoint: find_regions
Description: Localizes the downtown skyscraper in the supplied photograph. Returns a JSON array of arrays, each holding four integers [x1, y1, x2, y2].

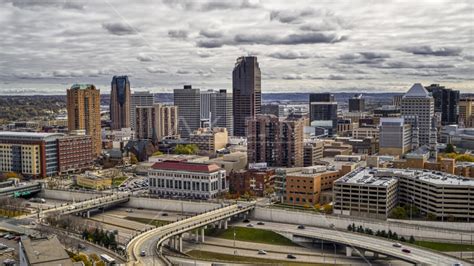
[[232, 56, 261, 137], [110, 76, 131, 130]]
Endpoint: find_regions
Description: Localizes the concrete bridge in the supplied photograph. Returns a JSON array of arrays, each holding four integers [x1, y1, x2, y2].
[[0, 183, 41, 198], [126, 203, 255, 265]]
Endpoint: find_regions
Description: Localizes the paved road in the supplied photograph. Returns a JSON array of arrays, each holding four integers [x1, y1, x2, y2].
[[237, 221, 469, 266], [127, 204, 254, 265]]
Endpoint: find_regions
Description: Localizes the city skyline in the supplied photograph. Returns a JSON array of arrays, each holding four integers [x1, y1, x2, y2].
[[0, 0, 473, 95]]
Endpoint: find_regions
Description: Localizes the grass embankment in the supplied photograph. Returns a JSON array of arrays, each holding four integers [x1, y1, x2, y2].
[[124, 216, 169, 227], [205, 227, 297, 246], [112, 176, 128, 186], [414, 241, 474, 252], [186, 250, 327, 266]]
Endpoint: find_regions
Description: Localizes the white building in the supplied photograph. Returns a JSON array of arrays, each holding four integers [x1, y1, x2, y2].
[[401, 83, 435, 146], [334, 167, 474, 220], [148, 160, 228, 199], [379, 117, 412, 156]]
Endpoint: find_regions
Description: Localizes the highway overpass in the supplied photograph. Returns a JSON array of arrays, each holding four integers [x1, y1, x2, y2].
[[20, 192, 130, 219], [126, 203, 255, 265], [0, 183, 42, 198]]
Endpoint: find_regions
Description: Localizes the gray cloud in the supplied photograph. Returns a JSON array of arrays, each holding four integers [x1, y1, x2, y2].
[[176, 69, 191, 75], [146, 67, 167, 74], [268, 51, 312, 60], [199, 29, 223, 39], [339, 52, 390, 64], [102, 22, 137, 36], [377, 61, 455, 69], [8, 0, 84, 10], [270, 9, 316, 24], [168, 30, 189, 39], [137, 53, 154, 62], [401, 46, 463, 56]]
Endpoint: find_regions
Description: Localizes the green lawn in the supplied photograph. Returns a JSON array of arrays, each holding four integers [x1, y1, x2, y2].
[[124, 216, 169, 227], [187, 250, 327, 266], [414, 241, 474, 252], [205, 227, 297, 246], [112, 176, 128, 186]]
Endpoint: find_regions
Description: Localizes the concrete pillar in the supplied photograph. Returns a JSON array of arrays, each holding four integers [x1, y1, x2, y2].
[[201, 228, 205, 243], [223, 220, 228, 230], [178, 235, 183, 253], [195, 229, 199, 243], [373, 252, 379, 258], [168, 238, 173, 247], [345, 246, 353, 257], [86, 211, 90, 218]]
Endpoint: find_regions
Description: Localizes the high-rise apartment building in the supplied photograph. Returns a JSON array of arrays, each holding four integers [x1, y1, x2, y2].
[[130, 91, 154, 130], [135, 104, 179, 142], [379, 118, 412, 157], [309, 93, 338, 136], [174, 85, 201, 138], [232, 56, 261, 136], [425, 84, 460, 125], [349, 94, 365, 112], [67, 84, 102, 156], [459, 97, 474, 127], [211, 90, 233, 135], [110, 76, 131, 130], [401, 83, 435, 146], [247, 114, 304, 167]]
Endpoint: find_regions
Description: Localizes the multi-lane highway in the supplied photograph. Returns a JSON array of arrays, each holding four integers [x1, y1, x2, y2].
[[242, 221, 468, 266]]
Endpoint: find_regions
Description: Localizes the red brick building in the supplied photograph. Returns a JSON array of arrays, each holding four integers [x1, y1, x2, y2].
[[57, 135, 93, 175], [228, 168, 275, 197]]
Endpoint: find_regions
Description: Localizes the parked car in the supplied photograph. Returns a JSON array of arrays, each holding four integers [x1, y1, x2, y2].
[[393, 243, 402, 248], [258, 250, 267, 255], [402, 248, 411, 253], [78, 243, 86, 250], [287, 254, 297, 259]]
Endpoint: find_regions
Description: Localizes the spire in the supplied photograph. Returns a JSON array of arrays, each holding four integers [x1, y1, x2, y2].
[[403, 83, 430, 98]]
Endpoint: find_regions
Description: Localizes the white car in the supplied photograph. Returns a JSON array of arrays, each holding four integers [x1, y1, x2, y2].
[[258, 250, 267, 255], [392, 243, 402, 248]]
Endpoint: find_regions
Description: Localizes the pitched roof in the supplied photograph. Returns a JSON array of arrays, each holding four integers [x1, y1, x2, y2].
[[151, 160, 221, 173], [403, 83, 430, 98]]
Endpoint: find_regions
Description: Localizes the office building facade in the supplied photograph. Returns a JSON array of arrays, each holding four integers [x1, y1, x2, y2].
[[174, 85, 201, 138], [247, 114, 304, 167], [189, 127, 228, 154], [401, 83, 435, 146], [309, 93, 338, 136], [110, 76, 131, 130], [211, 90, 233, 135], [57, 134, 93, 175], [379, 118, 412, 157], [148, 160, 228, 199], [425, 84, 459, 126], [130, 91, 154, 130], [459, 97, 474, 127], [66, 84, 102, 156], [135, 104, 179, 142], [349, 94, 365, 112], [232, 56, 261, 136]]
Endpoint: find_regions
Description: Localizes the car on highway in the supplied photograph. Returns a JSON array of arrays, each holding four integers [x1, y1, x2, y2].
[[257, 222, 265, 225], [126, 209, 133, 213], [297, 225, 305, 229], [247, 224, 254, 228], [402, 248, 411, 253], [78, 243, 86, 250], [243, 219, 250, 223], [0, 244, 8, 250], [393, 243, 402, 248], [452, 263, 463, 266], [140, 250, 146, 257], [162, 213, 168, 216], [257, 250, 267, 255], [287, 254, 297, 259]]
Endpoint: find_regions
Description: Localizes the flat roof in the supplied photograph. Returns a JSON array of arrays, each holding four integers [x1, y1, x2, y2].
[[0, 131, 64, 139], [337, 167, 474, 187], [151, 160, 221, 173], [21, 236, 72, 266]]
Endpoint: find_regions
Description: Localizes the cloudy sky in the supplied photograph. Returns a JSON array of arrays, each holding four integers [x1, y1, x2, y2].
[[0, 0, 472, 95]]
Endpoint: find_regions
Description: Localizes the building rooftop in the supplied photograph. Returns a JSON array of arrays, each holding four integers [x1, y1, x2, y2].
[[0, 131, 64, 140], [403, 83, 431, 98], [151, 160, 222, 173], [337, 167, 474, 187], [20, 236, 72, 266], [70, 84, 96, 90]]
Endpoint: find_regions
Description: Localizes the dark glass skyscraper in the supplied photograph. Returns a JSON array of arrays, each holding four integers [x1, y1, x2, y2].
[[425, 84, 460, 125], [309, 93, 338, 136], [110, 75, 131, 130], [232, 56, 261, 137]]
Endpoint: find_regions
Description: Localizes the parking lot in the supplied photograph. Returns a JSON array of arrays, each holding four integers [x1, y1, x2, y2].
[[0, 231, 21, 265]]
